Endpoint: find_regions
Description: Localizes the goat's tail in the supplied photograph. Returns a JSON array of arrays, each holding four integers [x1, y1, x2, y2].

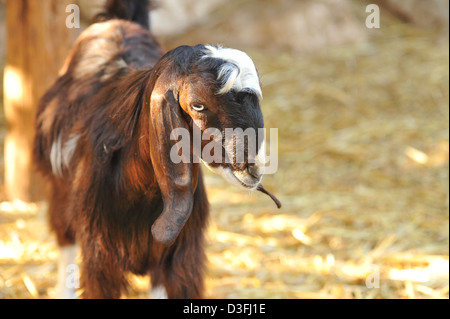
[[93, 0, 152, 29]]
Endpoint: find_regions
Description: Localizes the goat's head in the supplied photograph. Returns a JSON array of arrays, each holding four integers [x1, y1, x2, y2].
[[147, 44, 267, 245]]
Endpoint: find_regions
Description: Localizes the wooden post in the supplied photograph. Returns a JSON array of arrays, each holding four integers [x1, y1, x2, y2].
[[3, 0, 78, 201]]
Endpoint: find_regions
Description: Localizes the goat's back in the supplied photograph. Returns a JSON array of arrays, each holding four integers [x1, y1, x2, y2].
[[34, 20, 162, 178]]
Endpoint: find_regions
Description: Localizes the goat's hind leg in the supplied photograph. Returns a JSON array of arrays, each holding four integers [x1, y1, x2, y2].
[[79, 239, 126, 299], [48, 184, 78, 299]]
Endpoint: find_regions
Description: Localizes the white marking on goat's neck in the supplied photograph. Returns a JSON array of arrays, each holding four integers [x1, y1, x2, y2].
[[203, 45, 262, 100], [148, 285, 168, 299], [56, 245, 78, 299], [50, 134, 80, 177]]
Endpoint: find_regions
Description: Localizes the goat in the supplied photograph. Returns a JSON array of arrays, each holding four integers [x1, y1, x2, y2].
[[33, 0, 279, 299]]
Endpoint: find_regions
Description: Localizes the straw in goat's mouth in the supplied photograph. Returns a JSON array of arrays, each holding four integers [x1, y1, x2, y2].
[[257, 184, 282, 209]]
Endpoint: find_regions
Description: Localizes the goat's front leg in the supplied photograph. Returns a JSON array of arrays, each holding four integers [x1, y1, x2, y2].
[[153, 238, 206, 299], [150, 171, 209, 299], [151, 215, 207, 299]]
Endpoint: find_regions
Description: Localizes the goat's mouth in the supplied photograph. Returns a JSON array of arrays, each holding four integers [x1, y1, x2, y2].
[[229, 166, 262, 190], [201, 161, 262, 190]]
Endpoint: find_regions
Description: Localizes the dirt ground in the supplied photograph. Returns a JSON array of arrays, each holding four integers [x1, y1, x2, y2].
[[0, 1, 448, 298]]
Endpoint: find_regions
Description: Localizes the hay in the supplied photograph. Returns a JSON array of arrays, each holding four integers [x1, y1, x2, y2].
[[0, 4, 448, 299]]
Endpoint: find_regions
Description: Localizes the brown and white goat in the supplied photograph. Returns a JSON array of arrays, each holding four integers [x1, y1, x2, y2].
[[33, 9, 272, 299]]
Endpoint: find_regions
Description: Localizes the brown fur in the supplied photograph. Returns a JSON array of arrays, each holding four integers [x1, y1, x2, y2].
[[33, 20, 209, 298], [34, 0, 265, 298]]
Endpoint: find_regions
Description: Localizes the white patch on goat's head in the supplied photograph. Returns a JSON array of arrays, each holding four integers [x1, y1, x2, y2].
[[202, 45, 263, 100]]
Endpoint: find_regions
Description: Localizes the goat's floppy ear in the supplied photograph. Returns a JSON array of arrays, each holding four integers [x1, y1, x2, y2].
[[149, 89, 197, 245]]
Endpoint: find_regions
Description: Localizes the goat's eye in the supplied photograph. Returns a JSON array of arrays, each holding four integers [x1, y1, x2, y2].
[[191, 104, 206, 112]]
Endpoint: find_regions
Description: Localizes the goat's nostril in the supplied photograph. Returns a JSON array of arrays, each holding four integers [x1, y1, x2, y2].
[[247, 164, 261, 179]]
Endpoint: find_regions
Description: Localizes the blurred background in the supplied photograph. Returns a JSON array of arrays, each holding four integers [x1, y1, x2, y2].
[[0, 0, 448, 298]]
